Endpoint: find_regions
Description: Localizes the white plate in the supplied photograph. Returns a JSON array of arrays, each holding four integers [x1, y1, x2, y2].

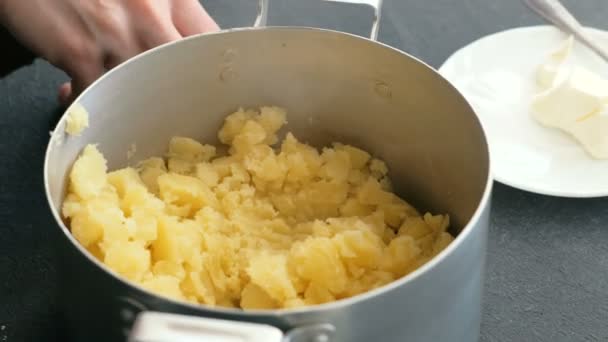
[[439, 25, 608, 198]]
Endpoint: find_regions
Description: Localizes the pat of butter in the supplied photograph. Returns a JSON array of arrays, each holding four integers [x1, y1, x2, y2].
[[536, 35, 573, 89], [532, 66, 608, 127], [569, 109, 608, 159], [531, 38, 608, 160], [65, 103, 89, 136]]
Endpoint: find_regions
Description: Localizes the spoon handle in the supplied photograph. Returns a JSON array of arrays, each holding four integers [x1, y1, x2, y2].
[[523, 0, 608, 62]]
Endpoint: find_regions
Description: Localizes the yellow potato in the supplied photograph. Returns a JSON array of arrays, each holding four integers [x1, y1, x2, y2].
[[240, 283, 278, 310], [141, 275, 185, 301], [64, 103, 89, 136], [137, 157, 167, 195], [62, 106, 454, 310], [247, 253, 297, 303], [104, 241, 150, 282], [69, 145, 107, 200]]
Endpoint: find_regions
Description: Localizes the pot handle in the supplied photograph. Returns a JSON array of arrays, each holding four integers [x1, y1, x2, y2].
[[253, 0, 384, 41], [128, 311, 283, 342], [128, 311, 336, 342]]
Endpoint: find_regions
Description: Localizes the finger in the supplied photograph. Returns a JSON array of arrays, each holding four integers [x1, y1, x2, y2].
[[127, 1, 183, 48], [61, 52, 124, 106], [138, 19, 182, 48], [77, 3, 142, 69], [63, 57, 105, 105], [172, 0, 220, 37], [104, 53, 131, 70], [58, 82, 72, 105]]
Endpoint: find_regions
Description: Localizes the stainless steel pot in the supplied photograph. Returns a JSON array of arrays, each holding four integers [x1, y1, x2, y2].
[[44, 1, 492, 341]]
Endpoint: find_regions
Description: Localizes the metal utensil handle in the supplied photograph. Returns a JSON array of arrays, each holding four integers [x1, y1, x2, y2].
[[523, 0, 608, 62], [254, 0, 384, 41]]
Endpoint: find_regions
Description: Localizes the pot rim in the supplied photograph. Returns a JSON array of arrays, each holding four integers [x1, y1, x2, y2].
[[44, 25, 493, 318]]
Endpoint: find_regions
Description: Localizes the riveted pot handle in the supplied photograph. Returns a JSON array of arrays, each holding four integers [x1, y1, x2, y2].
[[128, 311, 336, 342], [128, 311, 283, 342], [253, 0, 384, 41]]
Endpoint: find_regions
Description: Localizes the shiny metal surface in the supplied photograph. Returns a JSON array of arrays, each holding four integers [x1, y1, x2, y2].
[[254, 0, 268, 28], [523, 0, 608, 61], [283, 323, 336, 342], [324, 0, 383, 40], [44, 23, 492, 342]]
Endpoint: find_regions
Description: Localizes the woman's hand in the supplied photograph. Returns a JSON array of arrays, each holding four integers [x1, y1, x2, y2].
[[0, 0, 219, 104]]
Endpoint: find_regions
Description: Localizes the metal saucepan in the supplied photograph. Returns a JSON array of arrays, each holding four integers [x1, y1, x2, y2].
[[44, 1, 492, 341]]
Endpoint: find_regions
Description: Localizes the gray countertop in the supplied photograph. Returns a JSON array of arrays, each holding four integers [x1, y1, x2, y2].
[[1, 1, 607, 341]]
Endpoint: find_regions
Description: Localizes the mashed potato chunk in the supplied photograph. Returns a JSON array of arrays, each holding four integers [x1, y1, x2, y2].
[[64, 103, 89, 136], [62, 106, 454, 309]]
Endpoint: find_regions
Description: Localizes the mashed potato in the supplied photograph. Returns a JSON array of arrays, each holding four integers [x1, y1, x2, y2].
[[64, 103, 89, 136], [62, 106, 454, 309]]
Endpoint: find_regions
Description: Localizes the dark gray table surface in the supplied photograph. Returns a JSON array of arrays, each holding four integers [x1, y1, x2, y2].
[[1, 1, 607, 341]]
